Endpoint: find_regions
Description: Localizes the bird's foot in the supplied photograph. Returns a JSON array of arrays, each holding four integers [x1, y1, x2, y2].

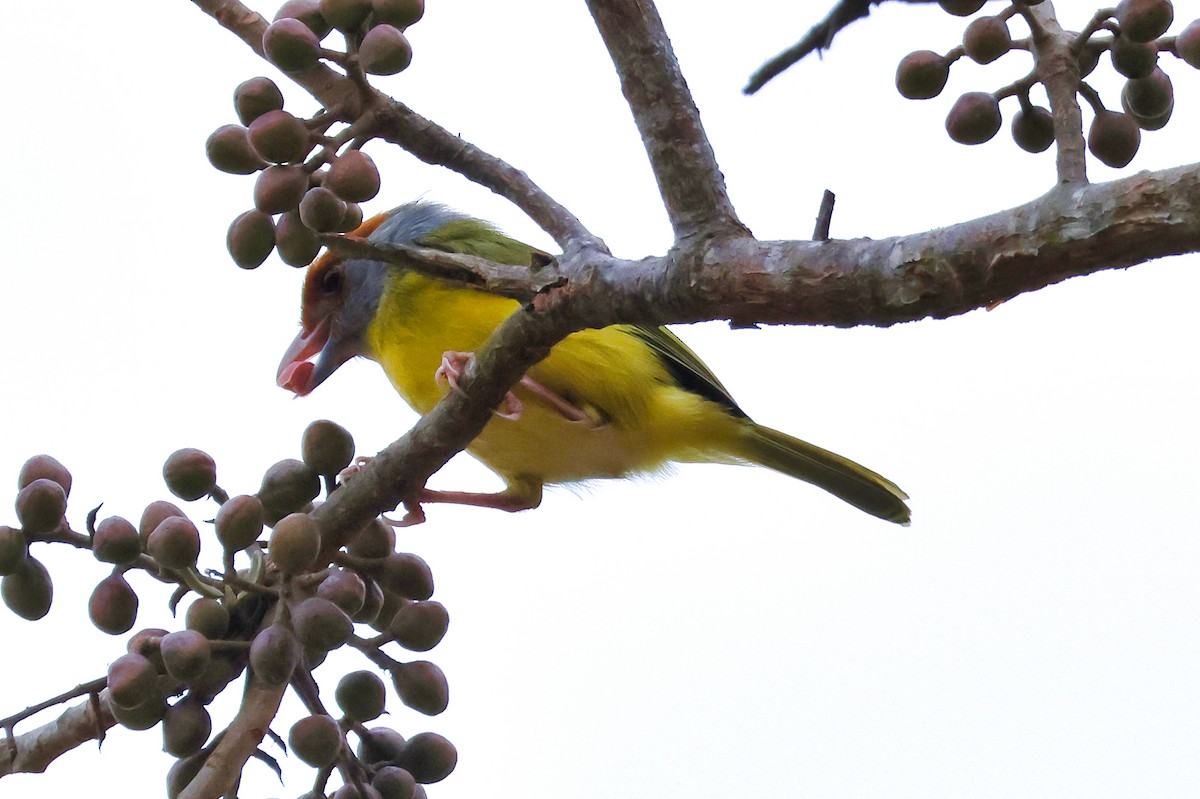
[[435, 350, 595, 424], [435, 351, 524, 420], [338, 456, 372, 485]]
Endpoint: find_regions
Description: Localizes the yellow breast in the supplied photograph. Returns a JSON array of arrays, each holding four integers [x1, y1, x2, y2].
[[363, 272, 746, 486]]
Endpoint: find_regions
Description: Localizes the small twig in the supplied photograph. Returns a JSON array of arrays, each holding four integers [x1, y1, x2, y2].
[[813, 190, 835, 241], [744, 0, 940, 95], [0, 678, 107, 732], [317, 235, 563, 301]]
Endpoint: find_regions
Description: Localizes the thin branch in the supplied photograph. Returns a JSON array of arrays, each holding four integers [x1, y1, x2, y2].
[[744, 0, 940, 95], [317, 235, 564, 301], [585, 0, 747, 242]]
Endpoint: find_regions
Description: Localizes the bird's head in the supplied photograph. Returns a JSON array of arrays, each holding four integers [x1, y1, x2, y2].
[[277, 201, 471, 396]]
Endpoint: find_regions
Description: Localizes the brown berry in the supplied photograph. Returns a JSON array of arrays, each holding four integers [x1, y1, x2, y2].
[[293, 596, 354, 652], [16, 478, 66, 533], [1, 555, 52, 620], [263, 18, 322, 72], [139, 500, 185, 546], [373, 766, 416, 799], [372, 0, 424, 29], [326, 151, 381, 203], [163, 448, 217, 502], [276, 210, 322, 267], [147, 516, 201, 570], [161, 630, 213, 682], [1177, 20, 1200, 68], [1111, 34, 1158, 78], [289, 714, 343, 767], [1011, 105, 1055, 153], [249, 623, 301, 685], [390, 660, 448, 716], [963, 16, 1011, 64], [335, 670, 386, 721], [227, 210, 276, 269], [946, 91, 1002, 144], [163, 696, 212, 757], [302, 419, 355, 477], [215, 494, 265, 552], [895, 50, 949, 100], [1088, 110, 1142, 167], [0, 526, 28, 576], [388, 600, 448, 652], [254, 165, 309, 215], [276, 0, 332, 38], [1116, 0, 1173, 43], [89, 573, 139, 635], [359, 25, 413, 76], [258, 459, 321, 516], [335, 202, 365, 233], [248, 109, 312, 164], [374, 552, 433, 600], [108, 652, 159, 709], [937, 0, 985, 15], [1122, 67, 1173, 119], [358, 727, 406, 764], [318, 569, 367, 615], [349, 518, 395, 559], [269, 512, 321, 574], [234, 77, 286, 126], [320, 0, 372, 31], [206, 125, 267, 175], [18, 454, 72, 496], [93, 516, 142, 565], [110, 691, 167, 731], [299, 186, 348, 233], [396, 731, 457, 783], [186, 597, 231, 640]]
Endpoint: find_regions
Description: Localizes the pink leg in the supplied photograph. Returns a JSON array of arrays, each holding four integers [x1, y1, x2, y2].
[[436, 351, 524, 420], [435, 350, 594, 424]]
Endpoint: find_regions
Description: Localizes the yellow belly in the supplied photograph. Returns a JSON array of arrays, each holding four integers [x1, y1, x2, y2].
[[364, 273, 746, 487]]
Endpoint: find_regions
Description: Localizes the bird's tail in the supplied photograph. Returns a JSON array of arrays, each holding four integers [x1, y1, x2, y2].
[[734, 424, 911, 525]]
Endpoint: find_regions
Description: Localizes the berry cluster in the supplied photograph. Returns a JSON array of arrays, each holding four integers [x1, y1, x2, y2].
[[207, 0, 426, 269], [1, 421, 453, 799], [896, 0, 1200, 168]]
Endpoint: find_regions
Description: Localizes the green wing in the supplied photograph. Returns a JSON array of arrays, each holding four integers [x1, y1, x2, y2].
[[622, 325, 748, 419]]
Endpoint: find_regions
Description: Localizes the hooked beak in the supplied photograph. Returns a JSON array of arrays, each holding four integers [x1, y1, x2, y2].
[[277, 317, 360, 396]]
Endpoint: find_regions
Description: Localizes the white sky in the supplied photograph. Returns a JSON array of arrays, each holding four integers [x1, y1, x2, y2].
[[3, 1, 1200, 798]]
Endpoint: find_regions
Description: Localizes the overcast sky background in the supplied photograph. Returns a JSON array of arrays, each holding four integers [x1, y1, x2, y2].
[[3, 2, 1200, 797]]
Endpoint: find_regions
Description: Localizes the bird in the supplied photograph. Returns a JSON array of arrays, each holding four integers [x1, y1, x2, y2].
[[277, 201, 911, 525]]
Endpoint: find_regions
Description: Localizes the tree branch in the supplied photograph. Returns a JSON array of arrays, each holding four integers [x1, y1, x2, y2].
[[188, 0, 601, 252], [311, 162, 1200, 537], [0, 688, 114, 777], [584, 0, 747, 241], [178, 677, 287, 799], [744, 0, 941, 95]]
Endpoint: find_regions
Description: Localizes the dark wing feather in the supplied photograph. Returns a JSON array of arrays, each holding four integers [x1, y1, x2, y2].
[[622, 325, 748, 419]]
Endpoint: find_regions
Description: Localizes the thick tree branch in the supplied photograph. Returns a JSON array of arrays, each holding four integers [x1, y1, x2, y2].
[[585, 0, 747, 241], [189, 0, 600, 252], [311, 162, 1200, 537]]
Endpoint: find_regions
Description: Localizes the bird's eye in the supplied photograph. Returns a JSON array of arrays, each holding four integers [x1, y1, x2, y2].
[[321, 267, 343, 294]]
